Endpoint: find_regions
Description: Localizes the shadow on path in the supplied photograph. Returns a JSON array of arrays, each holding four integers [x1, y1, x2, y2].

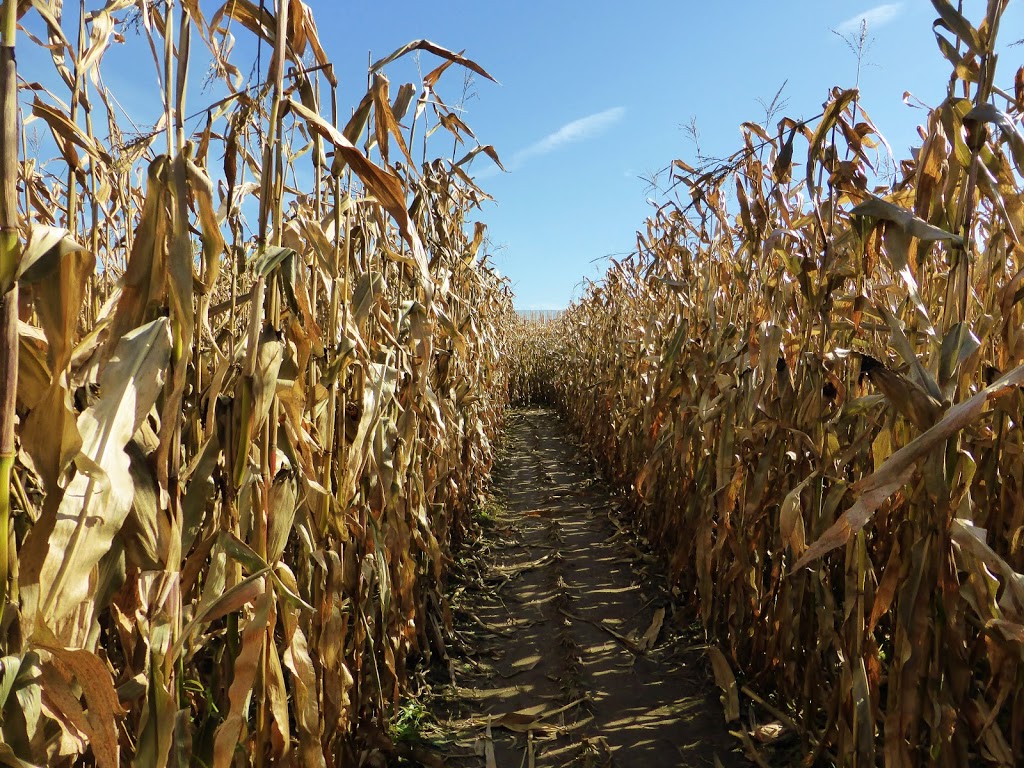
[[421, 408, 750, 768]]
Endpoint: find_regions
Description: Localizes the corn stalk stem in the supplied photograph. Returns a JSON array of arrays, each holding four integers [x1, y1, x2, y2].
[[0, 0, 18, 616]]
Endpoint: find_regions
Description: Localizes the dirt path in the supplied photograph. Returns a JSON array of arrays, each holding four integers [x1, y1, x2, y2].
[[413, 408, 750, 768]]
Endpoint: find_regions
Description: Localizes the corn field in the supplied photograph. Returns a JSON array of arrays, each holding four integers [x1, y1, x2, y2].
[[515, 1, 1024, 765], [0, 1, 519, 765], [3, 0, 1024, 766]]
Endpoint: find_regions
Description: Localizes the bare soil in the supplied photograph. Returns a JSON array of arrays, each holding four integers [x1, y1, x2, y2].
[[404, 408, 751, 767]]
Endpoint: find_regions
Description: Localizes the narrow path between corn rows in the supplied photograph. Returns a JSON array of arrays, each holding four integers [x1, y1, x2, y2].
[[420, 408, 750, 767]]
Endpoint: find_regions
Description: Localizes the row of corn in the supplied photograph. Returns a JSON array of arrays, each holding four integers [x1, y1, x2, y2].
[[0, 1, 517, 765], [515, 2, 1024, 765]]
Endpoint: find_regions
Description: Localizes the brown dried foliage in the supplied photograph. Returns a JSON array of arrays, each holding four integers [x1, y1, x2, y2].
[[0, 1, 515, 766], [517, 2, 1024, 765]]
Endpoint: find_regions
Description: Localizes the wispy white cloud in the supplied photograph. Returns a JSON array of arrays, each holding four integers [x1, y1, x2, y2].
[[476, 106, 626, 178], [836, 3, 903, 35], [515, 106, 626, 164]]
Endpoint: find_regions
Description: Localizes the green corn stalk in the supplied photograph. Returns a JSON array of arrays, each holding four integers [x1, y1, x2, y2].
[[0, 0, 20, 617]]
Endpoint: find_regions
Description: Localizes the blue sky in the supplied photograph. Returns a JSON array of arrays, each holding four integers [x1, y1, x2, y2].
[[18, 1, 1024, 309], [304, 0, 1021, 309]]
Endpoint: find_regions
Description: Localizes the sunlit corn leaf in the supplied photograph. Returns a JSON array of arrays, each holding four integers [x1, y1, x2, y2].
[[288, 99, 432, 292], [370, 39, 497, 83], [964, 102, 1024, 173], [851, 194, 963, 244], [210, 590, 272, 768], [34, 644, 124, 768], [705, 647, 740, 723], [793, 361, 1024, 569], [19, 319, 172, 633], [931, 0, 985, 57]]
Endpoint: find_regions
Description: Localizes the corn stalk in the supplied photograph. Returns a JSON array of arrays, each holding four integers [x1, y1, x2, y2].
[[0, 0, 19, 618]]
